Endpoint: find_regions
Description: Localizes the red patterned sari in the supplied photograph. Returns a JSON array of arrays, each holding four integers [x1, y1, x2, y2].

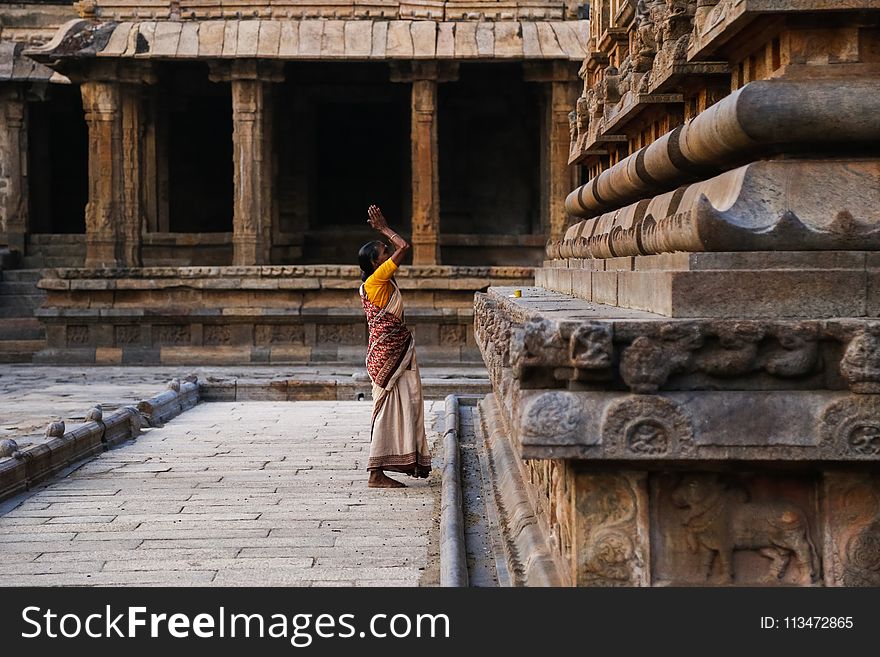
[[360, 281, 431, 478]]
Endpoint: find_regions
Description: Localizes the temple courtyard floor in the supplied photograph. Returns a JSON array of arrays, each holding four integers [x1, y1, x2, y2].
[[0, 365, 478, 586]]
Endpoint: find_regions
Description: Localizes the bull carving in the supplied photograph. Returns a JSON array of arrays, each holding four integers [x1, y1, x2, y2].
[[671, 475, 819, 583]]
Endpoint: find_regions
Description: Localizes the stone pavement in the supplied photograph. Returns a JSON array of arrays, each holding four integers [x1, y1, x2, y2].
[[0, 363, 487, 446], [0, 400, 442, 586]]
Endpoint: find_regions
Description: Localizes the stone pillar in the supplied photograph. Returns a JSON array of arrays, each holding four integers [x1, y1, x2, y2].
[[81, 79, 123, 268], [549, 80, 581, 243], [410, 74, 440, 265], [391, 62, 457, 266], [120, 84, 145, 267], [216, 61, 282, 266], [526, 62, 582, 243], [0, 87, 27, 255], [80, 63, 151, 268]]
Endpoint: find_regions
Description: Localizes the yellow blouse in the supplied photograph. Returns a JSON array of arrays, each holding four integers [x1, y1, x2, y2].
[[363, 259, 398, 308]]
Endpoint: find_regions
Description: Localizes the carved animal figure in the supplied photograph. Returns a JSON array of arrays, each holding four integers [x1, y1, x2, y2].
[[670, 475, 818, 583], [86, 404, 103, 422], [0, 439, 18, 458], [45, 420, 65, 437]]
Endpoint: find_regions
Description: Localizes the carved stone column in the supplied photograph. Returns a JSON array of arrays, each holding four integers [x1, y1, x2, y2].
[[81, 79, 123, 268], [392, 62, 456, 266], [410, 74, 440, 265], [79, 62, 151, 268], [549, 80, 581, 243], [526, 62, 582, 243], [214, 61, 283, 266], [0, 87, 28, 255]]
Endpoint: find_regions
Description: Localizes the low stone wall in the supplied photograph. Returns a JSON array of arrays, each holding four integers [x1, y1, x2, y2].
[[0, 378, 198, 501], [34, 264, 533, 365]]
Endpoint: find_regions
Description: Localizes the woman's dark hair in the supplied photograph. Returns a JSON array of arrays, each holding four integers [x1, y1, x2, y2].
[[358, 240, 383, 282]]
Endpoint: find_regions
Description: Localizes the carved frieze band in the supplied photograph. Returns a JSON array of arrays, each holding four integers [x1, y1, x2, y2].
[[474, 295, 880, 396]]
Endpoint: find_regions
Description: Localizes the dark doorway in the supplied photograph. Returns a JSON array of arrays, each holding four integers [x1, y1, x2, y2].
[[315, 101, 408, 228], [27, 84, 88, 234], [164, 65, 233, 233], [277, 63, 410, 264], [439, 63, 542, 265]]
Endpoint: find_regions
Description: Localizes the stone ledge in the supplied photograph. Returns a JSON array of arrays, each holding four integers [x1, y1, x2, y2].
[[0, 380, 198, 502], [477, 287, 880, 394], [516, 389, 880, 462], [44, 265, 535, 280], [689, 0, 880, 60]]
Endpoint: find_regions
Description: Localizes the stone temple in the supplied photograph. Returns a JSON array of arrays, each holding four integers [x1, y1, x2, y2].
[[2, 0, 585, 364], [2, 0, 880, 586]]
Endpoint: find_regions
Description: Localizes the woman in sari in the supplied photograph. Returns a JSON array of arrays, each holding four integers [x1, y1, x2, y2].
[[358, 205, 432, 488]]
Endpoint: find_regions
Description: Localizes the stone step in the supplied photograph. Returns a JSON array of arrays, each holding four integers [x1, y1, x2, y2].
[[0, 281, 45, 296], [27, 234, 86, 246], [21, 256, 84, 268], [0, 317, 45, 341], [26, 247, 88, 257], [0, 269, 42, 283], [0, 307, 39, 319], [0, 339, 43, 363], [0, 295, 45, 310], [0, 249, 18, 270]]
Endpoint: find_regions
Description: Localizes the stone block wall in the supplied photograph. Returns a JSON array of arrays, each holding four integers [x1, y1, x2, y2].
[[35, 264, 532, 364]]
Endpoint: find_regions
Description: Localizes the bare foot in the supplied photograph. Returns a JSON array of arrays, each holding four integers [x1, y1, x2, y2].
[[368, 470, 406, 488]]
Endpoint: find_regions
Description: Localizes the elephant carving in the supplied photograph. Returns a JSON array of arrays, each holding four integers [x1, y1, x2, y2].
[[670, 475, 819, 583]]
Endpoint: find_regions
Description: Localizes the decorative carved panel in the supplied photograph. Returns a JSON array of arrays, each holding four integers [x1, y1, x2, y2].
[[652, 473, 820, 586], [574, 472, 649, 586], [254, 323, 305, 345]]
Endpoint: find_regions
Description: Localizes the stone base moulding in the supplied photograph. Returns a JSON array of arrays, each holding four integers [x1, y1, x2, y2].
[[474, 282, 880, 586], [535, 249, 880, 318], [556, 159, 880, 260], [479, 393, 566, 586], [33, 264, 531, 365]]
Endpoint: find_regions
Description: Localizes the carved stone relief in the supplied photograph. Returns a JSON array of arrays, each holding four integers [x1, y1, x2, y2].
[[439, 324, 467, 346], [510, 318, 615, 386], [654, 473, 819, 585], [316, 323, 361, 344], [521, 392, 589, 445], [602, 395, 693, 457], [821, 473, 880, 587], [67, 325, 90, 346], [574, 472, 648, 586], [820, 396, 880, 458], [254, 324, 305, 345], [153, 324, 190, 345], [203, 325, 232, 346], [839, 325, 880, 393], [113, 325, 141, 346]]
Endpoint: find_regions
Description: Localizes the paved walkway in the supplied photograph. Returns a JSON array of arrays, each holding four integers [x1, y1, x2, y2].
[[0, 364, 487, 446], [0, 401, 442, 586]]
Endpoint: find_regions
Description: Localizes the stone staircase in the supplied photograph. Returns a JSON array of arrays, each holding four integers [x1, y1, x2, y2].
[[0, 268, 46, 363], [21, 234, 86, 269]]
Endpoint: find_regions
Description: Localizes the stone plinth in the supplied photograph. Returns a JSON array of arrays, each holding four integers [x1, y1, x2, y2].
[[34, 264, 533, 365], [536, 250, 880, 318], [474, 286, 880, 586]]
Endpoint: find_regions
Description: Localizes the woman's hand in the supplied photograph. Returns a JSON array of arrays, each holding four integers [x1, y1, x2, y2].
[[367, 204, 410, 263], [367, 205, 389, 232]]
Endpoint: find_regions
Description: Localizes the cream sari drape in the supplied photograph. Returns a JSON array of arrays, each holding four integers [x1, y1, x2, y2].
[[363, 284, 432, 477]]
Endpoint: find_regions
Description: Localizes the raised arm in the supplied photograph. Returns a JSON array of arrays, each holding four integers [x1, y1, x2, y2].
[[367, 205, 410, 266]]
